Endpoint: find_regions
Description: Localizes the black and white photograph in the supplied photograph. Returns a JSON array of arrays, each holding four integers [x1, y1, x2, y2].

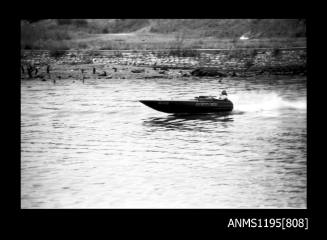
[[20, 19, 307, 209]]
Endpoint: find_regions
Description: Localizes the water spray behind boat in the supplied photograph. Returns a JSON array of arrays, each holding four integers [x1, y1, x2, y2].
[[230, 91, 306, 113]]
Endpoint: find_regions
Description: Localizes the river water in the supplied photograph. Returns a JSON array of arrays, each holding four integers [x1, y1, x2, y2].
[[21, 75, 306, 208]]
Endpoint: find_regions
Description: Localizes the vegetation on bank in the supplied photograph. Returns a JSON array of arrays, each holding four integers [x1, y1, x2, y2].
[[21, 19, 306, 51]]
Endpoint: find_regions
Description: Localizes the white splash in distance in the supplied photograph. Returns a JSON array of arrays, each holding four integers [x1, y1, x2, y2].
[[229, 91, 306, 112]]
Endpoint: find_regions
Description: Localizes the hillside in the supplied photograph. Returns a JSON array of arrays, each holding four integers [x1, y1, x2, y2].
[[21, 19, 306, 50], [148, 19, 306, 38]]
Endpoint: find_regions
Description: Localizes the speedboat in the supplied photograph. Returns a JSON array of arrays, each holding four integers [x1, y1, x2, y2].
[[140, 96, 233, 114]]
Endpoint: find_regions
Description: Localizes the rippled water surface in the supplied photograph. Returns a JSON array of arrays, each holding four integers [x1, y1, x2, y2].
[[21, 76, 306, 208]]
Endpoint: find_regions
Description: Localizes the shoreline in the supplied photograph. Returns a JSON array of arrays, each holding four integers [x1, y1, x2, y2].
[[20, 63, 306, 82], [21, 48, 306, 81]]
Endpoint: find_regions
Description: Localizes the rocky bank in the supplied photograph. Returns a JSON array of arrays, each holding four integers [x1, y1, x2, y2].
[[21, 48, 306, 81]]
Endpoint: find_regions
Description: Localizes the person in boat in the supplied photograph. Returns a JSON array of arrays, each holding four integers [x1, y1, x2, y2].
[[219, 90, 228, 100]]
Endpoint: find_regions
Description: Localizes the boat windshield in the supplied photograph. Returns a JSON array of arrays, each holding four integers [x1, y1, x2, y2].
[[194, 96, 217, 101]]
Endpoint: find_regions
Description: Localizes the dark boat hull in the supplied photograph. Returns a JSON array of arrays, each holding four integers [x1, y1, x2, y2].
[[140, 99, 233, 114]]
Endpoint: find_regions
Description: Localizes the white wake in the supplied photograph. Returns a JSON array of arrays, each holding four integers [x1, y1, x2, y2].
[[229, 91, 306, 112]]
